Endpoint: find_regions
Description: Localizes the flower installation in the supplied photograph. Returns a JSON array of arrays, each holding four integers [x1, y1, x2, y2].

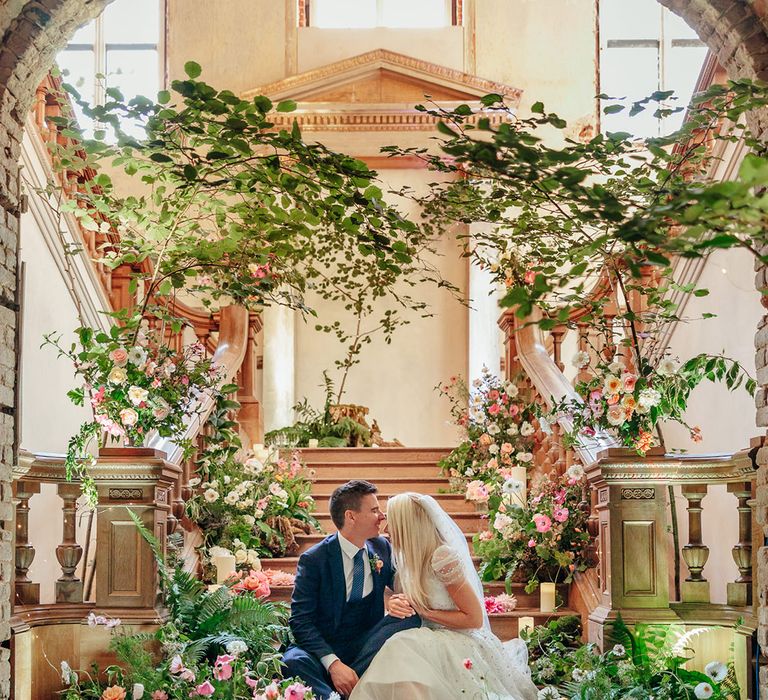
[[549, 349, 754, 455], [474, 465, 590, 592], [530, 616, 740, 699], [437, 369, 537, 498], [187, 446, 321, 559], [46, 319, 221, 504]]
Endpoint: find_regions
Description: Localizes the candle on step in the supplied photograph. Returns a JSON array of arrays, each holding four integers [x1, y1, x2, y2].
[[508, 466, 527, 506], [518, 616, 534, 635], [213, 554, 236, 584], [540, 582, 556, 613], [308, 439, 319, 448]]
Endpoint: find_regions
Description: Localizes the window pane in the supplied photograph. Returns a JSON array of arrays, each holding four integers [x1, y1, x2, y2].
[[106, 48, 159, 102], [664, 8, 700, 40], [312, 0, 376, 27], [601, 46, 660, 137], [104, 0, 160, 44], [381, 0, 449, 27], [663, 45, 708, 132], [600, 0, 660, 41], [57, 49, 95, 131], [67, 21, 95, 45]]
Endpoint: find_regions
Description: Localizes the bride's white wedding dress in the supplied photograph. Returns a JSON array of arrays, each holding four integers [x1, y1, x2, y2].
[[350, 544, 538, 700]]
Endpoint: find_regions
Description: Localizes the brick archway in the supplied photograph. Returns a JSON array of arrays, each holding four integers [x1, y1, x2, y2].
[[0, 0, 767, 697]]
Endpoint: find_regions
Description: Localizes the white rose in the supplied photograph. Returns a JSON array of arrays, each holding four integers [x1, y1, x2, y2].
[[606, 404, 625, 426], [566, 464, 585, 480], [188, 477, 201, 487], [504, 382, 519, 398], [493, 512, 513, 532], [572, 351, 590, 369], [128, 385, 149, 406], [507, 423, 519, 436], [520, 421, 535, 437], [242, 514, 255, 526], [516, 452, 533, 463], [608, 359, 624, 374], [224, 492, 238, 505], [108, 366, 128, 384], [132, 683, 145, 699], [638, 388, 661, 408], [203, 488, 219, 503], [234, 549, 248, 564], [488, 444, 499, 455], [487, 423, 500, 436], [247, 549, 261, 568], [223, 475, 231, 484]]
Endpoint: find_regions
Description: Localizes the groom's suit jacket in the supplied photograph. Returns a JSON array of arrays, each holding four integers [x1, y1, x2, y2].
[[289, 532, 395, 660]]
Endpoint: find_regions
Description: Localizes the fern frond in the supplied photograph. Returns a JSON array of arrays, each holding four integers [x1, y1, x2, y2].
[[671, 626, 715, 656]]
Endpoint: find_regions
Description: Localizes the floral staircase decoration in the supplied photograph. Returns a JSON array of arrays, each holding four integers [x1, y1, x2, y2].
[[47, 316, 222, 505]]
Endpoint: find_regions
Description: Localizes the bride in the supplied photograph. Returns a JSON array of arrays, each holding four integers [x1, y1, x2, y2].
[[350, 493, 538, 700]]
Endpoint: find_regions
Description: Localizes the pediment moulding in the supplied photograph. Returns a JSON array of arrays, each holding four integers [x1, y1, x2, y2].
[[242, 49, 522, 132]]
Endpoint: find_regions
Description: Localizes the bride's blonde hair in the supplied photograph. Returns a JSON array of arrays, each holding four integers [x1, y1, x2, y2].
[[386, 493, 445, 610]]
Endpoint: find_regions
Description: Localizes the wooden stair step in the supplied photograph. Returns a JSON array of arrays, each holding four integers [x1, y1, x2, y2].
[[314, 511, 486, 534], [261, 554, 483, 575], [299, 447, 452, 464], [312, 493, 476, 513], [295, 532, 477, 554], [309, 463, 444, 478], [489, 608, 578, 641], [311, 476, 451, 496]]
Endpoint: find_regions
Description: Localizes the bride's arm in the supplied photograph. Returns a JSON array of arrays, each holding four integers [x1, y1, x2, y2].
[[414, 577, 484, 630]]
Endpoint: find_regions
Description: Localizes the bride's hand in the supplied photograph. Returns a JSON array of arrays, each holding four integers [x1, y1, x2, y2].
[[387, 593, 416, 619]]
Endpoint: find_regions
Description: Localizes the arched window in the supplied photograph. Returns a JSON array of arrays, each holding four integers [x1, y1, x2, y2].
[[57, 0, 163, 133], [599, 0, 707, 137], [302, 0, 458, 28]]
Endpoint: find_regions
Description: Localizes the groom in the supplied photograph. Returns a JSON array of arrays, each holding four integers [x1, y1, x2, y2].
[[283, 480, 421, 698]]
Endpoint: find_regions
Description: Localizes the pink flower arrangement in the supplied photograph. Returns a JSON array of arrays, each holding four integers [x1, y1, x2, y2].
[[263, 569, 296, 587], [484, 593, 518, 613], [231, 569, 271, 598]]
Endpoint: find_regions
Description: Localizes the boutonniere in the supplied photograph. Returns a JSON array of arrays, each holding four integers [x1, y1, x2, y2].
[[369, 553, 384, 575]]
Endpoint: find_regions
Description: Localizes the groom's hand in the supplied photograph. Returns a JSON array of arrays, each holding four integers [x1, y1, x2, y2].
[[387, 593, 416, 619], [329, 660, 359, 696]]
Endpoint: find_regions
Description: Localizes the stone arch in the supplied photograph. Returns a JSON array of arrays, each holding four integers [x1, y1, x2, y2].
[[0, 0, 766, 696]]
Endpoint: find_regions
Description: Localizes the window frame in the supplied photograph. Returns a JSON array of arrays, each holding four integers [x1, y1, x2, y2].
[[58, 0, 166, 110], [301, 0, 461, 28], [598, 0, 707, 137]]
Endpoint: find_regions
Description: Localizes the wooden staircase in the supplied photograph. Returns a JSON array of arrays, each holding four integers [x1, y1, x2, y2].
[[263, 447, 578, 640]]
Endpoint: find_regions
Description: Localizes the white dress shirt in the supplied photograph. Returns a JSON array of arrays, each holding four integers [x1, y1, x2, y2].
[[320, 532, 374, 671]]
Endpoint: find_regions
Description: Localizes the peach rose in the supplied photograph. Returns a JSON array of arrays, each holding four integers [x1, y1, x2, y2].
[[109, 348, 128, 367], [101, 687, 126, 700]]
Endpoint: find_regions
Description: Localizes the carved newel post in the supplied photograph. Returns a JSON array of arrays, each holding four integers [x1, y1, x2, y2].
[[681, 484, 710, 603], [94, 448, 180, 610]]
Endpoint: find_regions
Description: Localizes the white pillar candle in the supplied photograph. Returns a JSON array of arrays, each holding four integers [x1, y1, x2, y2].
[[518, 616, 535, 635], [540, 582, 556, 613], [509, 466, 527, 505], [307, 438, 319, 448], [213, 554, 236, 584]]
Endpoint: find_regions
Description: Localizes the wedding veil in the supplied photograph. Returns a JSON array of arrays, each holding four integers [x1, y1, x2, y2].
[[411, 493, 491, 633]]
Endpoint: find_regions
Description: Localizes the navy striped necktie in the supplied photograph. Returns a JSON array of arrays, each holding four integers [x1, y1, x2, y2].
[[349, 548, 366, 601]]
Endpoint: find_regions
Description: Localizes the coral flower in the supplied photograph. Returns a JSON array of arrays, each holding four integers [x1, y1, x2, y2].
[[100, 687, 126, 700], [533, 514, 552, 533], [620, 373, 637, 393]]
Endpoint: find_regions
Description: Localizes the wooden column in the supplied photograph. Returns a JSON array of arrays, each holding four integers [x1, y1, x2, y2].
[[55, 483, 83, 603], [681, 484, 710, 603], [12, 480, 40, 606], [727, 481, 753, 606]]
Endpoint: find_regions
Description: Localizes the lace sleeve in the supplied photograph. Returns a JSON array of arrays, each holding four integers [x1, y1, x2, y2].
[[431, 544, 465, 585]]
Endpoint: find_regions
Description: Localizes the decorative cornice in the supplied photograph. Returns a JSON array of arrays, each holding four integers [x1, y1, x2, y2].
[[242, 49, 521, 133], [244, 49, 521, 104]]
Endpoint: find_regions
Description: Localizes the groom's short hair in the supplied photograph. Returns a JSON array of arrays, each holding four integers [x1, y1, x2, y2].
[[330, 480, 378, 529]]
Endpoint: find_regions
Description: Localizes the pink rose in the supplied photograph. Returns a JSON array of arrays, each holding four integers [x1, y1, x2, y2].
[[109, 348, 128, 366], [478, 531, 493, 541], [621, 372, 637, 393], [283, 683, 309, 700], [151, 692, 168, 700], [500, 442, 513, 455], [508, 404, 520, 417], [194, 681, 215, 697], [488, 404, 500, 415], [528, 538, 536, 548], [553, 507, 569, 523], [533, 514, 552, 533], [524, 270, 536, 285]]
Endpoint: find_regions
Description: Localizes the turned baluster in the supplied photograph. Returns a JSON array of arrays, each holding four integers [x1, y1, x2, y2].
[[551, 326, 565, 371], [727, 481, 754, 606], [13, 480, 40, 606], [55, 483, 83, 603], [681, 484, 710, 603]]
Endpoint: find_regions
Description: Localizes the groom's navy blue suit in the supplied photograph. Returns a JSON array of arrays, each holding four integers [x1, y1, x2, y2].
[[283, 533, 420, 699]]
